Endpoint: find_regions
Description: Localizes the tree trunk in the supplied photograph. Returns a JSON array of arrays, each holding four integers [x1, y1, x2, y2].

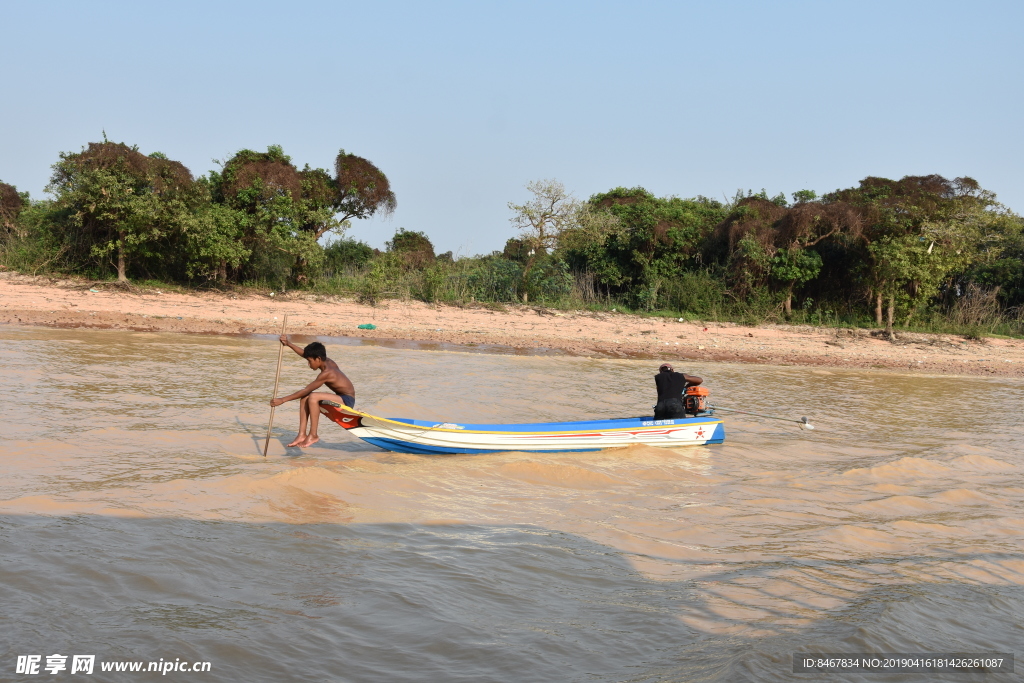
[[520, 255, 537, 304], [293, 255, 308, 284], [117, 236, 128, 283], [875, 291, 883, 326], [886, 296, 895, 339], [783, 285, 793, 317], [217, 260, 227, 283]]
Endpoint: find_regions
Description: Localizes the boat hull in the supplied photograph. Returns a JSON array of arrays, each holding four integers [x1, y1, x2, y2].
[[320, 404, 725, 455]]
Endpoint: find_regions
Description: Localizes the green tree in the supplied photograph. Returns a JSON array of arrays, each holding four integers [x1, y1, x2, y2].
[[966, 209, 1024, 308], [0, 181, 29, 237], [291, 151, 396, 283], [386, 228, 435, 269], [507, 179, 583, 303], [563, 187, 725, 310], [298, 166, 347, 241], [825, 175, 995, 331], [332, 151, 397, 234], [47, 142, 196, 282], [771, 247, 822, 315], [208, 145, 319, 284], [206, 147, 396, 284], [713, 196, 862, 315], [323, 237, 374, 276], [791, 189, 817, 204], [180, 198, 250, 282]]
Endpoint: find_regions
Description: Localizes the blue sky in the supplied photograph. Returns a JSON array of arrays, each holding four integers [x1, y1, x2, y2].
[[2, 0, 1020, 254]]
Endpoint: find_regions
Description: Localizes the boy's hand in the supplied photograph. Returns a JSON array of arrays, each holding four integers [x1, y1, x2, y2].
[[270, 398, 285, 407], [279, 335, 289, 345]]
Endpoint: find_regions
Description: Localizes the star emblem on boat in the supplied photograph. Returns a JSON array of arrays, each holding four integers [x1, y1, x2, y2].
[[695, 428, 705, 438]]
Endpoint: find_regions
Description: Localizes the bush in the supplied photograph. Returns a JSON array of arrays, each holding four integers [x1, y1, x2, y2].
[[657, 270, 728, 318], [466, 258, 522, 303], [386, 228, 435, 269], [324, 238, 374, 276], [0, 202, 74, 275]]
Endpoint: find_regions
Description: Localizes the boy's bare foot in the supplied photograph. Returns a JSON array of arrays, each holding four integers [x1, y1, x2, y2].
[[286, 436, 305, 447], [300, 435, 320, 448]]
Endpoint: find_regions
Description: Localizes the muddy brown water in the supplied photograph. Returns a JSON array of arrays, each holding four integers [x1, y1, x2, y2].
[[1, 326, 1022, 682]]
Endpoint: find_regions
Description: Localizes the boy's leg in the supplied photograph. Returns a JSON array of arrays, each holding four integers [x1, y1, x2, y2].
[[299, 392, 338, 447], [287, 398, 310, 447]]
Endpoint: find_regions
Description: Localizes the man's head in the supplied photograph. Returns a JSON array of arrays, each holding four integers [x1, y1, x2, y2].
[[302, 342, 327, 369], [659, 363, 673, 373]]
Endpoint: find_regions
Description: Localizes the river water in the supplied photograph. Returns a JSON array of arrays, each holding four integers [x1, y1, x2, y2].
[[1, 326, 1021, 682]]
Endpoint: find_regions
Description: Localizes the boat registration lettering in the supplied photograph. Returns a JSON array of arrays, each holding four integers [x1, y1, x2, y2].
[[433, 423, 465, 430], [642, 420, 675, 426]]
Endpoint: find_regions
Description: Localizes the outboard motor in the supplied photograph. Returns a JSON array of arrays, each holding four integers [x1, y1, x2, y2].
[[684, 386, 710, 415]]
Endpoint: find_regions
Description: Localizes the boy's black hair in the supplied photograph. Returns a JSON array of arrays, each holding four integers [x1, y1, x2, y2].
[[302, 342, 327, 361]]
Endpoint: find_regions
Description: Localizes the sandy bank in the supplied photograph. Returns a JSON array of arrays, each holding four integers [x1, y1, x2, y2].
[[2, 272, 1023, 377]]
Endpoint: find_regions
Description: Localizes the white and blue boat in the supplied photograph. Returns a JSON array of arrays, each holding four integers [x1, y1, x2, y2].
[[319, 403, 725, 455]]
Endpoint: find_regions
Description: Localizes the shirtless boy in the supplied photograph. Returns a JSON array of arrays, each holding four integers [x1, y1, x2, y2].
[[270, 337, 356, 448]]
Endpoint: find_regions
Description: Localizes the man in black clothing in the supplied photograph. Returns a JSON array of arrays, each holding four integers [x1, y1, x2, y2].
[[653, 363, 703, 419]]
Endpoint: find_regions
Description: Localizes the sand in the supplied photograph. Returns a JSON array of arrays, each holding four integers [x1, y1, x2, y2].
[[2, 270, 1023, 377]]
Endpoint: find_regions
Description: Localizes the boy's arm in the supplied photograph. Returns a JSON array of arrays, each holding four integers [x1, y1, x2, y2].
[[280, 335, 305, 357], [682, 373, 703, 386], [270, 373, 327, 406]]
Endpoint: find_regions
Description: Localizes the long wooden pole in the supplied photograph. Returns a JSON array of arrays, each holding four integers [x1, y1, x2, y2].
[[263, 314, 289, 457]]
